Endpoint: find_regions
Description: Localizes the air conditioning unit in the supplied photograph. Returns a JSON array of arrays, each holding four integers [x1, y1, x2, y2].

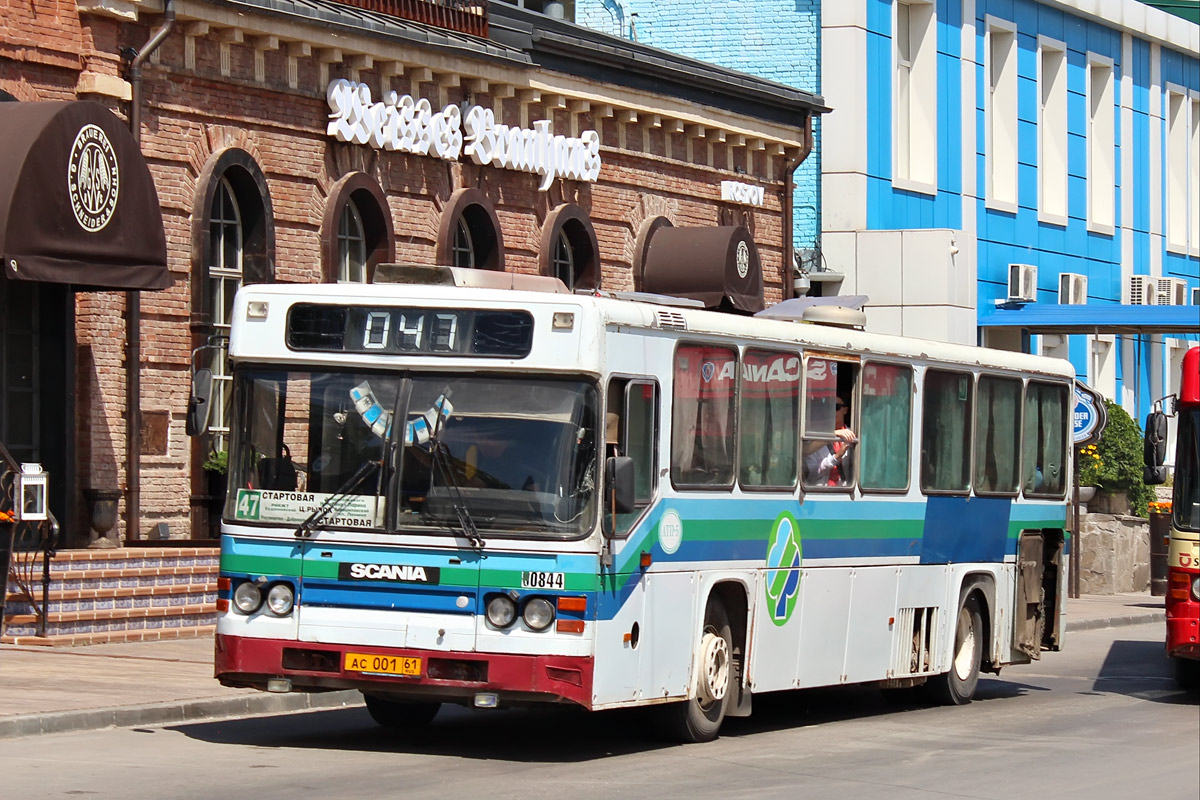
[[1155, 277, 1188, 306], [1058, 272, 1087, 305], [1127, 274, 1156, 305], [1007, 263, 1037, 302]]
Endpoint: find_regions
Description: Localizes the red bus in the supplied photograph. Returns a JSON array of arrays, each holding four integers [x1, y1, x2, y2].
[[1147, 346, 1199, 691]]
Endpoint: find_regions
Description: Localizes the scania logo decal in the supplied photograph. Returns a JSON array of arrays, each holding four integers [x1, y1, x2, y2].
[[68, 124, 119, 233], [339, 563, 441, 584], [764, 512, 801, 626]]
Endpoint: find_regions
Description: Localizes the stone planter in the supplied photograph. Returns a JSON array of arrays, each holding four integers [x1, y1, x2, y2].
[[1077, 485, 1097, 506], [1091, 490, 1129, 515]]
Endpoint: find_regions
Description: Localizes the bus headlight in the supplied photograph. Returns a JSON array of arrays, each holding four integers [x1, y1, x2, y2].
[[265, 583, 295, 616], [1192, 576, 1199, 602], [232, 581, 263, 614], [523, 597, 555, 631], [486, 595, 517, 628]]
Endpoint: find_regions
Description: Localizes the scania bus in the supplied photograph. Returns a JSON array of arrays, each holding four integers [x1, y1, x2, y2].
[[198, 267, 1072, 741]]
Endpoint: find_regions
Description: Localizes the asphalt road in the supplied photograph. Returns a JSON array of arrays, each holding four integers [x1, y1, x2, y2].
[[1, 621, 1195, 800]]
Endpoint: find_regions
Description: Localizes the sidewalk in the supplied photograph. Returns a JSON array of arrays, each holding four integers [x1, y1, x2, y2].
[[0, 592, 1165, 740]]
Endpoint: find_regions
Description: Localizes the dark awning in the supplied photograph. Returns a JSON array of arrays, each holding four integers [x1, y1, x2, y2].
[[642, 226, 765, 313], [978, 302, 1199, 335], [0, 101, 170, 291]]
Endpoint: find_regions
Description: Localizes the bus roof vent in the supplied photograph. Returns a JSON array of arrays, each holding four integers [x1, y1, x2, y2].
[[801, 305, 867, 329], [757, 296, 869, 329], [373, 264, 569, 294], [655, 310, 688, 331]]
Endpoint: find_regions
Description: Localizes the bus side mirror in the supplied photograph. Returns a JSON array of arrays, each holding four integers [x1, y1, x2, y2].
[[605, 456, 636, 515], [186, 368, 214, 437], [1143, 410, 1167, 485]]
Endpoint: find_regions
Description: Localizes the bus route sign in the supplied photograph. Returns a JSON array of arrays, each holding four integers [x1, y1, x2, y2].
[[1072, 383, 1107, 447]]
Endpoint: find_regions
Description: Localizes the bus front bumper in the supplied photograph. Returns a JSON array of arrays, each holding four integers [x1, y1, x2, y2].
[[214, 634, 595, 708]]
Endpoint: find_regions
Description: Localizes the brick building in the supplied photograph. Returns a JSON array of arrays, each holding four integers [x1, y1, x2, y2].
[[0, 0, 825, 547]]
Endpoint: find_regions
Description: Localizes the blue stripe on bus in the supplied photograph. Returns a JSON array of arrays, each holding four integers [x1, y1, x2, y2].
[[300, 580, 474, 614], [920, 496, 1012, 564]]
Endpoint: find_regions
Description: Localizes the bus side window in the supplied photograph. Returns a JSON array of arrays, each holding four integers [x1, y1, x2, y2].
[[607, 378, 658, 537], [671, 344, 737, 488], [921, 369, 973, 494], [859, 362, 913, 492], [1023, 381, 1067, 496], [974, 375, 1021, 494], [801, 358, 859, 489]]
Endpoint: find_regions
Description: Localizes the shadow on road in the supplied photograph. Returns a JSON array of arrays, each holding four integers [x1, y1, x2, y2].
[[1092, 638, 1199, 705]]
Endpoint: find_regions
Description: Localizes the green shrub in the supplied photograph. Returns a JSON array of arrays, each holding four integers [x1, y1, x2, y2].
[[1077, 400, 1152, 517], [202, 449, 228, 475]]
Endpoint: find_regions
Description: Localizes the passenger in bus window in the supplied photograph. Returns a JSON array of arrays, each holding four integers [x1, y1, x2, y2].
[[803, 395, 858, 486]]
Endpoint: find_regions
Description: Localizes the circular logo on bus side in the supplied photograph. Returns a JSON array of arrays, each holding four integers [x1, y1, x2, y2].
[[764, 512, 801, 626], [736, 240, 750, 279], [68, 124, 120, 233], [659, 509, 683, 555]]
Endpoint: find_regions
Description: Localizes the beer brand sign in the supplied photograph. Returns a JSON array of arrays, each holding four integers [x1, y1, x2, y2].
[[326, 79, 601, 191], [68, 124, 119, 233]]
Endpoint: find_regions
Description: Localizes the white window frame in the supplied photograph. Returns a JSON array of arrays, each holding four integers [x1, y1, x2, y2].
[[1192, 93, 1200, 256], [892, 0, 938, 194], [1167, 84, 1200, 256], [207, 176, 243, 449], [337, 198, 367, 283], [1037, 36, 1068, 225], [985, 17, 1018, 212], [1086, 53, 1115, 234]]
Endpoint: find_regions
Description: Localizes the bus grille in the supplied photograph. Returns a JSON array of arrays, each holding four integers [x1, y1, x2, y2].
[[891, 607, 938, 676]]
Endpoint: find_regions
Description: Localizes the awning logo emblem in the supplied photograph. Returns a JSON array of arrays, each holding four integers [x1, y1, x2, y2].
[[736, 240, 750, 279], [68, 124, 120, 233]]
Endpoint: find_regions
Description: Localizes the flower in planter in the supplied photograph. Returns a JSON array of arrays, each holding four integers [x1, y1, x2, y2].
[[1078, 443, 1103, 487], [1148, 500, 1172, 515], [202, 449, 228, 475]]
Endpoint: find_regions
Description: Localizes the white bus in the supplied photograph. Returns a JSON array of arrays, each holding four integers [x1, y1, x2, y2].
[[204, 267, 1072, 742]]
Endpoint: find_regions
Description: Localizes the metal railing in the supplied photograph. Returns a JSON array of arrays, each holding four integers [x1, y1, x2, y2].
[[1, 442, 60, 639], [331, 0, 487, 37]]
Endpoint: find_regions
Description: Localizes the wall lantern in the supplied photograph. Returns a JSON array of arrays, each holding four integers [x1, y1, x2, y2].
[[16, 463, 48, 521]]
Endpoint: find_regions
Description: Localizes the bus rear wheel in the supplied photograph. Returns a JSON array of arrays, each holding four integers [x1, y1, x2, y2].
[[363, 694, 441, 728], [661, 598, 733, 743], [1174, 657, 1200, 692], [927, 594, 983, 705]]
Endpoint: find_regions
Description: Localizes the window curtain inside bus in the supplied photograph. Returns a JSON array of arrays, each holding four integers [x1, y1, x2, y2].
[[974, 376, 1021, 493], [739, 350, 799, 487], [672, 344, 736, 485], [921, 371, 972, 492], [1023, 382, 1066, 495], [860, 363, 912, 490]]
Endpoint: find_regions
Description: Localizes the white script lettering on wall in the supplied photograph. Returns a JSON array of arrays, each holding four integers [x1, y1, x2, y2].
[[326, 79, 602, 191], [720, 180, 765, 207]]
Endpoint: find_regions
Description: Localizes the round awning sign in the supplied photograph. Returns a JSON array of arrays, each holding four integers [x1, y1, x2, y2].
[[1073, 383, 1107, 446]]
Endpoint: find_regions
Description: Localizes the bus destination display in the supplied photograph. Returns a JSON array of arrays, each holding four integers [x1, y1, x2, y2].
[[287, 304, 533, 357]]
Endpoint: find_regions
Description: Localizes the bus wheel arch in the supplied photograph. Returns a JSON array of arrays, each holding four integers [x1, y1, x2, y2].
[[660, 582, 746, 743], [959, 574, 997, 674], [927, 585, 988, 705]]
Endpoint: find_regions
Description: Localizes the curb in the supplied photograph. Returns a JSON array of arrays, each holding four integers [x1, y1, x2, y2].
[[1064, 611, 1162, 633], [0, 689, 363, 741]]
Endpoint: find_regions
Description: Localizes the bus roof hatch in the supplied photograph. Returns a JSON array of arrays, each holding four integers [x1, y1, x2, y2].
[[373, 264, 570, 294]]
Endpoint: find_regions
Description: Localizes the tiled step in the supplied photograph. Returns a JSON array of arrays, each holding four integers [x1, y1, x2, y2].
[[3, 625, 216, 647], [3, 546, 220, 646]]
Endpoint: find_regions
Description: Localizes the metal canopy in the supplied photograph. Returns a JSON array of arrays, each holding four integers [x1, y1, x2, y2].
[[978, 302, 1199, 335]]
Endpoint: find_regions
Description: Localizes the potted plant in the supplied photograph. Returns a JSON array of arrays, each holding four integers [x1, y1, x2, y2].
[[202, 449, 228, 536]]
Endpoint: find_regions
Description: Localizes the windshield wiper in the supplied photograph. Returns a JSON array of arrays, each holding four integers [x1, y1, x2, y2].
[[294, 459, 381, 538], [418, 392, 484, 552]]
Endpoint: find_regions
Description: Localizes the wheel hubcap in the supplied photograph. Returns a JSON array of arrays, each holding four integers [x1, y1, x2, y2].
[[953, 607, 977, 680], [697, 630, 730, 704]]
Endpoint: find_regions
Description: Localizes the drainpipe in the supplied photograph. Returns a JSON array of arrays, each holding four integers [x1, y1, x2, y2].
[[782, 113, 815, 296], [124, 1, 175, 541]]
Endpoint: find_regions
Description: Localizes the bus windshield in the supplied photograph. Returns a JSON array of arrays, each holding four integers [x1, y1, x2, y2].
[[226, 369, 599, 538], [1174, 408, 1199, 533]]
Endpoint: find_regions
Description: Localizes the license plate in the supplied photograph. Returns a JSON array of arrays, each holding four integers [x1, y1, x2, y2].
[[521, 571, 565, 590], [344, 653, 422, 677]]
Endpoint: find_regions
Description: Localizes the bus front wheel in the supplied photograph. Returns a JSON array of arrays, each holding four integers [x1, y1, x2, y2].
[[363, 694, 441, 728], [661, 597, 733, 743], [927, 594, 983, 705]]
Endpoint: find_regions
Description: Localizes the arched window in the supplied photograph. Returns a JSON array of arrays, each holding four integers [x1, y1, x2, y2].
[[452, 217, 476, 268], [337, 200, 366, 282], [191, 149, 275, 452], [322, 173, 393, 283], [552, 229, 573, 286], [208, 176, 242, 448], [540, 204, 600, 291], [436, 188, 504, 271]]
